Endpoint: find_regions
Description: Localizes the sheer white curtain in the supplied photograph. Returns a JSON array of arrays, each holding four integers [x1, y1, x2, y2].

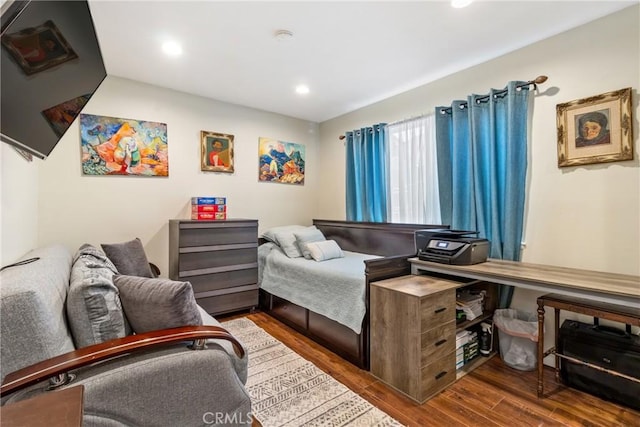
[[385, 115, 441, 224]]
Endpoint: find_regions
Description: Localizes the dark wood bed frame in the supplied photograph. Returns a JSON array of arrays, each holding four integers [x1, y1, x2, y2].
[[259, 219, 447, 369]]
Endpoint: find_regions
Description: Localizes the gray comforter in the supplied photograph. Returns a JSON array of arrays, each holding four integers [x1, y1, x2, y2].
[[258, 243, 381, 334]]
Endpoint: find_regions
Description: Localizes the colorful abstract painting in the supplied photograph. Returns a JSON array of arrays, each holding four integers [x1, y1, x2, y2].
[[258, 137, 305, 185], [80, 114, 168, 176]]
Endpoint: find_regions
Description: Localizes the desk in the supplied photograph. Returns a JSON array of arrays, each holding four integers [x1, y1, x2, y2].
[[410, 258, 640, 400], [536, 294, 640, 398], [0, 385, 84, 427], [410, 258, 640, 308]]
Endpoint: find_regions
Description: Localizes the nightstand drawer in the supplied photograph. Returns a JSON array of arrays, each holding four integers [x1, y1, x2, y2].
[[420, 353, 456, 401], [420, 289, 455, 330], [421, 320, 456, 366]]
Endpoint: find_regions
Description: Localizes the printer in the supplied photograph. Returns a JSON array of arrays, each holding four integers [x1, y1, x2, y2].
[[415, 229, 489, 265]]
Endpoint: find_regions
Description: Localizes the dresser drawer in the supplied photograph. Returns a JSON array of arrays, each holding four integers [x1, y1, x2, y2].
[[420, 353, 456, 402], [197, 289, 258, 316], [179, 247, 257, 272], [185, 268, 258, 293], [178, 226, 257, 247], [421, 320, 456, 366], [420, 289, 455, 330]]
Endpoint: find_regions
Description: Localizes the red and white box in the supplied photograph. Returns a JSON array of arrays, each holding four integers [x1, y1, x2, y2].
[[191, 212, 227, 221], [191, 204, 227, 213]]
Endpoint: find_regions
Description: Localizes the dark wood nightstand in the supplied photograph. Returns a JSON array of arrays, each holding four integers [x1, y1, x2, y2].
[[1, 385, 84, 427]]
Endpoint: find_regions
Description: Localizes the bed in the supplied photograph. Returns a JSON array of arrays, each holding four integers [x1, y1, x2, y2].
[[258, 219, 447, 369]]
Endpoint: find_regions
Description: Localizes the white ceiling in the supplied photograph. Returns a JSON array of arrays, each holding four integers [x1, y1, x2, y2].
[[88, 1, 636, 123]]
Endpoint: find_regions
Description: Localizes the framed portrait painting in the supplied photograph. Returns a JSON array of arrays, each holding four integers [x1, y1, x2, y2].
[[201, 131, 234, 173], [556, 87, 633, 167], [1, 20, 78, 75]]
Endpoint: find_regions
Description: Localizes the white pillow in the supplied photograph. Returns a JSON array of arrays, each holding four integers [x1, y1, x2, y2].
[[306, 240, 344, 262], [294, 228, 327, 259], [274, 231, 302, 258], [260, 225, 308, 244]]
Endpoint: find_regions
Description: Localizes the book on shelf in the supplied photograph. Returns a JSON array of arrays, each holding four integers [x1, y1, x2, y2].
[[191, 204, 226, 213], [191, 197, 226, 205]]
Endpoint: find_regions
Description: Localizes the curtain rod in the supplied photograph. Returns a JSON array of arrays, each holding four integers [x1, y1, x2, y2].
[[438, 75, 548, 115], [338, 75, 548, 139]]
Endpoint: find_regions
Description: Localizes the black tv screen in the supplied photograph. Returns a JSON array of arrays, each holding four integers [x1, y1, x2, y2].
[[1, 0, 106, 159]]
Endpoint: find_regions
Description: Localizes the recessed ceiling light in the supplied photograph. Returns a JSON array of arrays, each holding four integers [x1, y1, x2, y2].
[[162, 41, 182, 56], [451, 0, 473, 8], [295, 85, 310, 95], [274, 29, 294, 42]]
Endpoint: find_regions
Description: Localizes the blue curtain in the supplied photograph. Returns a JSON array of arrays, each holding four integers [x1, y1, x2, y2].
[[345, 123, 388, 222], [435, 81, 530, 308]]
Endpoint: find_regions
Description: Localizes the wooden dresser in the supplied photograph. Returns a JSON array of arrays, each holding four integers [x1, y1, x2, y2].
[[169, 219, 259, 316], [370, 274, 497, 403]]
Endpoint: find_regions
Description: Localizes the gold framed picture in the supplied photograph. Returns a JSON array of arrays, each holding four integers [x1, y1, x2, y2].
[[201, 131, 234, 173], [556, 87, 633, 168]]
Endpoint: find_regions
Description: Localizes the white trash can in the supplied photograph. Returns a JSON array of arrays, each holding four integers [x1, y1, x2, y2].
[[493, 309, 539, 371]]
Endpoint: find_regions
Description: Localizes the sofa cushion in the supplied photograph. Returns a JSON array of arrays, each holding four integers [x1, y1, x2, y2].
[[66, 244, 130, 348], [198, 306, 248, 383], [114, 275, 202, 333], [101, 238, 154, 278], [0, 245, 76, 382]]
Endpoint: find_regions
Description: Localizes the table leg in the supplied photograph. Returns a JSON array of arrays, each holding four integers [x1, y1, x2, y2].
[[537, 298, 545, 398], [554, 307, 560, 383]]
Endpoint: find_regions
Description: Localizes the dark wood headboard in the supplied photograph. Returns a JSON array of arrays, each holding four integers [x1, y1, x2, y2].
[[313, 219, 448, 257]]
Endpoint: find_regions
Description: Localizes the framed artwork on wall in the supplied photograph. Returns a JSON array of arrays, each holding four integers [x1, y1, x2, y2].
[[79, 114, 168, 176], [201, 131, 234, 173], [1, 20, 78, 75], [258, 137, 305, 185], [556, 87, 633, 167]]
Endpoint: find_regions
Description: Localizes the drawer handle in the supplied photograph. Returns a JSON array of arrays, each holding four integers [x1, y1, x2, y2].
[[435, 371, 447, 380], [435, 339, 447, 347], [434, 307, 447, 314]]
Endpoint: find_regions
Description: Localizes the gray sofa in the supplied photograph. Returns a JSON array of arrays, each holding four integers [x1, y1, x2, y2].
[[0, 244, 252, 426]]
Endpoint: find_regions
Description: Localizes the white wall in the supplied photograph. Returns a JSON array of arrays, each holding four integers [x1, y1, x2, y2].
[[317, 7, 640, 362], [318, 7, 639, 276], [0, 76, 319, 274], [0, 144, 39, 264]]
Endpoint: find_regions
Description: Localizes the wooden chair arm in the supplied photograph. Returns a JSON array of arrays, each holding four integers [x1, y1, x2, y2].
[[1, 325, 244, 397]]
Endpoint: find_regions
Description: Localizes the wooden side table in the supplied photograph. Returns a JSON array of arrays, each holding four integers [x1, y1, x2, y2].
[[1, 385, 84, 427], [536, 294, 640, 398]]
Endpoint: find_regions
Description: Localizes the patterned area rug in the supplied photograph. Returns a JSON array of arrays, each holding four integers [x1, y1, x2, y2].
[[222, 318, 403, 427]]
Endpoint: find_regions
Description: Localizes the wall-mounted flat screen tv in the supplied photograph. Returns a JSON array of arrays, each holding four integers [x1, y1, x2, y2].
[[1, 0, 106, 159]]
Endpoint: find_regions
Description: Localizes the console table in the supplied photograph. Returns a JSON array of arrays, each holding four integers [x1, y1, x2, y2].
[[410, 258, 640, 308], [536, 293, 640, 398]]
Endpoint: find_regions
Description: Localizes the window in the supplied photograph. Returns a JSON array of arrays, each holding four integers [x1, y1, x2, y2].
[[385, 115, 441, 224]]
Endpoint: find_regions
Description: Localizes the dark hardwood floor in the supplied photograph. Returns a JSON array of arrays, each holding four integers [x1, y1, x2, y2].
[[220, 311, 640, 427]]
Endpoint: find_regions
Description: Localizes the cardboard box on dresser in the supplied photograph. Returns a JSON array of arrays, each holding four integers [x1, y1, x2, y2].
[[191, 197, 227, 220]]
